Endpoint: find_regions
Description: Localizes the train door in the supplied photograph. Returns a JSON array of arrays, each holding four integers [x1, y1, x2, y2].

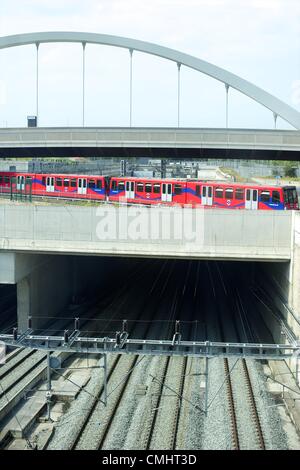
[[125, 181, 135, 199], [245, 189, 258, 210], [17, 175, 25, 190], [202, 186, 213, 206], [78, 178, 87, 195], [162, 183, 172, 202], [46, 176, 55, 192]]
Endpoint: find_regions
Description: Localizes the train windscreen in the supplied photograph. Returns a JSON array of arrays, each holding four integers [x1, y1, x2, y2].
[[283, 187, 299, 209]]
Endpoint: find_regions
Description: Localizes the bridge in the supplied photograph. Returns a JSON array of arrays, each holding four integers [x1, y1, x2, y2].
[[0, 32, 299, 159], [0, 127, 300, 160], [0, 32, 300, 363]]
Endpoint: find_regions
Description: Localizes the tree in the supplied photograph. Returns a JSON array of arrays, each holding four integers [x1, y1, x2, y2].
[[283, 161, 297, 178]]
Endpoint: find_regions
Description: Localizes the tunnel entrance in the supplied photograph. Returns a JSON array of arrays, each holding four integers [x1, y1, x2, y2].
[[0, 255, 296, 359], [58, 257, 289, 345]]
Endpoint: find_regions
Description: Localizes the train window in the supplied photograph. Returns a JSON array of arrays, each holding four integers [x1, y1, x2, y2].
[[56, 178, 62, 187], [96, 180, 102, 190], [145, 183, 152, 193], [137, 183, 144, 192], [284, 188, 297, 204], [4, 176, 10, 183], [71, 179, 77, 188], [196, 185, 201, 196], [225, 188, 233, 199], [25, 177, 32, 184], [293, 189, 298, 202], [42, 177, 46, 185], [111, 180, 117, 191], [215, 187, 223, 198], [235, 188, 244, 200], [118, 182, 125, 191], [208, 187, 212, 198], [64, 179, 69, 188], [0, 176, 2, 183], [153, 184, 160, 194], [272, 190, 280, 203], [260, 191, 270, 202], [202, 186, 206, 197], [89, 179, 96, 189], [174, 184, 182, 195]]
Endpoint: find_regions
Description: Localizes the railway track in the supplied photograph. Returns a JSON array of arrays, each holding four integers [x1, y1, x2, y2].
[[48, 261, 181, 450], [224, 358, 265, 450], [241, 359, 265, 450], [73, 354, 137, 450], [144, 356, 188, 450], [224, 358, 240, 450]]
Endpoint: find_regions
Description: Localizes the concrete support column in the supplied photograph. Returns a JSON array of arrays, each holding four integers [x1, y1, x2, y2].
[[17, 256, 72, 332], [17, 277, 30, 333]]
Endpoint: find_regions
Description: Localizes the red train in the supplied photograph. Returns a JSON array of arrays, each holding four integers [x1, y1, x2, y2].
[[0, 171, 298, 210], [0, 172, 106, 201]]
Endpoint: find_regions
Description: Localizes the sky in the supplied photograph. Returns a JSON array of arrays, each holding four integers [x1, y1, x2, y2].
[[0, 0, 299, 129]]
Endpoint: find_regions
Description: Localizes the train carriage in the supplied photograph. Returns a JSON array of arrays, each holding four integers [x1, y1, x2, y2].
[[0, 172, 17, 194], [185, 181, 298, 210], [109, 177, 187, 205], [34, 173, 106, 200], [0, 172, 107, 201]]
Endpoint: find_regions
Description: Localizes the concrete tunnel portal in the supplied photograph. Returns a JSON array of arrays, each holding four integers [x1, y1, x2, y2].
[[0, 253, 296, 352]]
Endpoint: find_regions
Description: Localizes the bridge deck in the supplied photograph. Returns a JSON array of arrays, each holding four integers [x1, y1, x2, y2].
[[0, 128, 299, 159]]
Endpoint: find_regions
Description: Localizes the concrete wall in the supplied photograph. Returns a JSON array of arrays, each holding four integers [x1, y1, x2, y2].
[[0, 253, 17, 284], [256, 212, 300, 382], [290, 212, 300, 318], [0, 202, 292, 260], [254, 261, 291, 344], [0, 252, 50, 284]]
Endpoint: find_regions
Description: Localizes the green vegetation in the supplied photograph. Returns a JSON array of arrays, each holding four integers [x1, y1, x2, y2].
[[219, 167, 247, 182], [271, 160, 299, 178]]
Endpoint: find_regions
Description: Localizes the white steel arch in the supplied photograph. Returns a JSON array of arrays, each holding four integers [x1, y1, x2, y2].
[[0, 31, 300, 129]]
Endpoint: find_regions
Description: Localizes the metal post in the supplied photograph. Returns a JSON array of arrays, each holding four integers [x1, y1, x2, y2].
[[36, 43, 39, 126], [103, 354, 108, 407], [273, 112, 277, 130], [204, 357, 209, 417], [129, 49, 133, 127], [46, 351, 52, 421], [225, 84, 229, 128], [82, 42, 86, 127], [177, 62, 181, 127]]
